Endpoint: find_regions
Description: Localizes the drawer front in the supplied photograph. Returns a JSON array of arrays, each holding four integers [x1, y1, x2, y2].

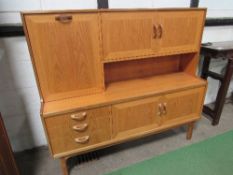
[[112, 97, 161, 138], [44, 107, 111, 155], [162, 87, 205, 122]]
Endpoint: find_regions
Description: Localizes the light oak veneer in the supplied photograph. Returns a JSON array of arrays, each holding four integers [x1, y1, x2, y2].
[[22, 8, 207, 175]]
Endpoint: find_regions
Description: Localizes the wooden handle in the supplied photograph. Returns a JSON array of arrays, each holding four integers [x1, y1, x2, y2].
[[162, 103, 167, 115], [158, 24, 163, 39], [70, 112, 87, 121], [157, 103, 163, 116], [153, 24, 158, 39], [55, 15, 73, 23], [75, 136, 90, 144], [72, 123, 88, 132]]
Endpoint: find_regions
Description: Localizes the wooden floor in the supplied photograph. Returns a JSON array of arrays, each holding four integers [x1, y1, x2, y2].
[[15, 103, 233, 175]]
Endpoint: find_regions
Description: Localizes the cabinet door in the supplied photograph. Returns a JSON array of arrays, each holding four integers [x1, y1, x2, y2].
[[112, 97, 161, 139], [162, 87, 205, 123], [157, 10, 205, 54], [24, 13, 103, 102], [102, 12, 158, 61]]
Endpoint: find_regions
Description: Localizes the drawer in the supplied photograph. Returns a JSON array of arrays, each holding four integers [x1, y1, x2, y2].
[[112, 97, 161, 138], [44, 107, 111, 155]]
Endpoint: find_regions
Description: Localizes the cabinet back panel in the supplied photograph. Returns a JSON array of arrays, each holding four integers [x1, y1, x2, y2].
[[24, 13, 103, 102], [104, 55, 180, 84]]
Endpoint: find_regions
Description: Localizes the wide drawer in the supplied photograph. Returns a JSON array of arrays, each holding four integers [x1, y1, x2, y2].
[[44, 106, 111, 155]]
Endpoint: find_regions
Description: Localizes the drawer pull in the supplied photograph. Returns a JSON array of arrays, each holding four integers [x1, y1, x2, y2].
[[158, 24, 163, 39], [75, 136, 90, 144], [153, 24, 158, 39], [55, 15, 72, 23], [163, 103, 167, 115], [70, 112, 87, 121], [157, 103, 163, 116], [72, 123, 88, 132]]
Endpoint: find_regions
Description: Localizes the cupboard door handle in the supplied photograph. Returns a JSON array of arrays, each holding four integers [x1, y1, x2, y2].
[[72, 123, 88, 132], [153, 25, 158, 39], [158, 24, 163, 39], [75, 136, 90, 144], [157, 103, 163, 116], [70, 112, 87, 121], [55, 15, 73, 23], [163, 103, 167, 115]]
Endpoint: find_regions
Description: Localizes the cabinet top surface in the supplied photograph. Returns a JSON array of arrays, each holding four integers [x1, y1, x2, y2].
[[22, 8, 206, 15], [42, 73, 206, 117]]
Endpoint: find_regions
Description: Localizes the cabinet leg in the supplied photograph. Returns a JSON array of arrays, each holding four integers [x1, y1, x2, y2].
[[186, 122, 195, 140], [60, 157, 69, 175]]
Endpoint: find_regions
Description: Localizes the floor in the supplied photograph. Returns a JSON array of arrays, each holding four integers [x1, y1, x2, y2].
[[15, 103, 233, 175]]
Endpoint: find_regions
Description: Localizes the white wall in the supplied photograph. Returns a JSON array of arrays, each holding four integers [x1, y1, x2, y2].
[[0, 0, 233, 151]]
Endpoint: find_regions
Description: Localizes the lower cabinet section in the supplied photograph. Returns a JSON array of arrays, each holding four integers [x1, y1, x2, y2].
[[43, 86, 205, 157], [111, 87, 205, 139], [44, 107, 111, 155]]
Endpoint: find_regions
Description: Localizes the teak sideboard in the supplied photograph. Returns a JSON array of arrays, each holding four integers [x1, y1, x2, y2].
[[22, 8, 207, 175]]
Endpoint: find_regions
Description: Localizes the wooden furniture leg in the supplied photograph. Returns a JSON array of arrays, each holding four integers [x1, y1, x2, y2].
[[201, 55, 211, 79], [186, 122, 195, 140], [60, 157, 69, 175], [212, 58, 233, 125]]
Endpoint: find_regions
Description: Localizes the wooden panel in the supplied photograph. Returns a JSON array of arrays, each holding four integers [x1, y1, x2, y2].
[[162, 87, 205, 122], [101, 11, 158, 61], [104, 55, 180, 84], [0, 114, 20, 175], [23, 13, 103, 102], [44, 107, 111, 155], [43, 72, 207, 117], [112, 97, 161, 138], [157, 10, 205, 54], [179, 53, 198, 75]]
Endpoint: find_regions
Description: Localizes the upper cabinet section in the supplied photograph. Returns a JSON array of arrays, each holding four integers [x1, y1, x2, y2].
[[101, 9, 206, 62], [23, 13, 103, 102], [22, 9, 206, 102]]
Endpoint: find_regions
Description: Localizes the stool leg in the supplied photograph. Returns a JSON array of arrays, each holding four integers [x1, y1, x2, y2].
[[201, 55, 211, 80], [60, 157, 69, 175], [186, 122, 195, 140], [212, 58, 233, 125]]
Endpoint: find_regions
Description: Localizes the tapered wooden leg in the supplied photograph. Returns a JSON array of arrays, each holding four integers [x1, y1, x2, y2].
[[186, 122, 195, 140], [60, 157, 69, 175]]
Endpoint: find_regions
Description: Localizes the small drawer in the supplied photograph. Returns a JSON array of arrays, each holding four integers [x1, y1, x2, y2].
[[44, 106, 111, 155]]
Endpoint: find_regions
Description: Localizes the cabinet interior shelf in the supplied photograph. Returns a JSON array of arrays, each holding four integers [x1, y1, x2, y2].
[[43, 72, 206, 117]]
